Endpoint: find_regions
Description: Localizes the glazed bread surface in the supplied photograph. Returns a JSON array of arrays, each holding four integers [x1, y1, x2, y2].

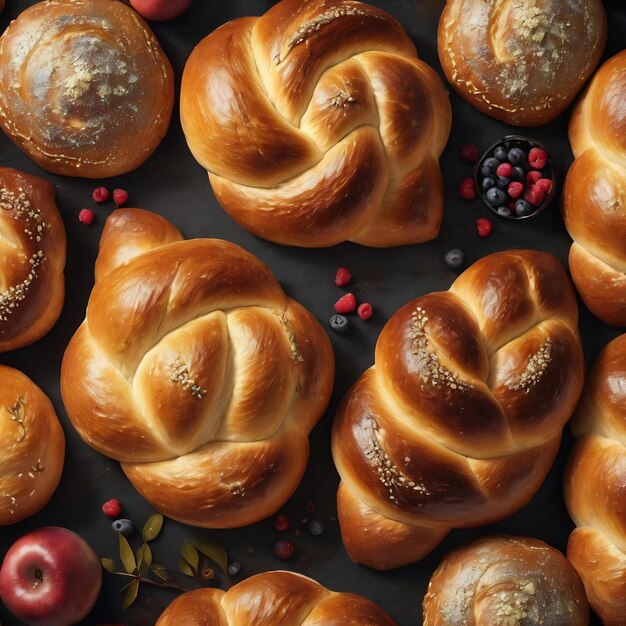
[[565, 334, 626, 625], [562, 50, 626, 326], [438, 0, 606, 126], [0, 0, 174, 178], [61, 209, 334, 528], [332, 250, 584, 569], [181, 0, 451, 247], [156, 571, 396, 625], [0, 167, 66, 352]]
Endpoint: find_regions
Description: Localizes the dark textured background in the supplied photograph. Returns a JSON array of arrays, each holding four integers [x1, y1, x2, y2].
[[1, 1, 624, 624]]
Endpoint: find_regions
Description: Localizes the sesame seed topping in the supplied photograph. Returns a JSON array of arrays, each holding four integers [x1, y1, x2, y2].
[[169, 356, 206, 400], [505, 341, 552, 392]]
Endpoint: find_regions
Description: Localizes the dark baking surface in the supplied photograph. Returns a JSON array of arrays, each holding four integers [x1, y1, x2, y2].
[[0, 1, 624, 624]]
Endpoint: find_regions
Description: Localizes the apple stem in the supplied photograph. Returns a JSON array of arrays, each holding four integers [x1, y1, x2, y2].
[[32, 569, 43, 589]]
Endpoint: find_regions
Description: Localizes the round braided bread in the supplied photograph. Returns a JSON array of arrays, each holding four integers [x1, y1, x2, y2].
[[332, 250, 584, 569]]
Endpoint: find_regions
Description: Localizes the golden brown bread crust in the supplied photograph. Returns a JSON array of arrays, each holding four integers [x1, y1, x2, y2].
[[0, 0, 174, 178], [438, 0, 606, 126], [61, 209, 334, 528], [0, 366, 65, 525], [562, 51, 626, 326], [181, 0, 451, 247], [0, 167, 66, 352], [422, 536, 589, 626], [156, 571, 396, 625], [332, 250, 584, 569], [565, 334, 626, 625]]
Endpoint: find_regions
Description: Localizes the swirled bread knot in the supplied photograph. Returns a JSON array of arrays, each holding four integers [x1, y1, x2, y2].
[[438, 0, 606, 126], [565, 334, 626, 625], [332, 250, 584, 570], [180, 0, 451, 248], [61, 209, 334, 528], [0, 366, 65, 525], [0, 167, 66, 352], [156, 571, 396, 625], [0, 0, 174, 178], [423, 536, 589, 626], [562, 50, 626, 327]]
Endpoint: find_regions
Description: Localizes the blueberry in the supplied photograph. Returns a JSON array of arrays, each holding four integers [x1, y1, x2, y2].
[[485, 187, 507, 207], [308, 520, 325, 536], [496, 176, 510, 190], [480, 157, 500, 177], [515, 199, 533, 217], [444, 249, 465, 270], [511, 166, 526, 182], [227, 562, 241, 576], [112, 518, 133, 536], [494, 146, 508, 161], [508, 148, 527, 166], [481, 176, 495, 192], [329, 314, 348, 333], [497, 206, 512, 217]]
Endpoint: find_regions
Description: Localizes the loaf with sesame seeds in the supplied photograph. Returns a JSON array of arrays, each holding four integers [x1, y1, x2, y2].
[[437, 0, 606, 126], [332, 250, 584, 569]]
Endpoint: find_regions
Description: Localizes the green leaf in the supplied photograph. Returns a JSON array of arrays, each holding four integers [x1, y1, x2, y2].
[[119, 534, 137, 574], [142, 513, 164, 543], [151, 564, 173, 582], [180, 540, 199, 573], [136, 543, 153, 576], [178, 557, 196, 578], [100, 558, 118, 574], [122, 578, 140, 609], [189, 537, 228, 574]]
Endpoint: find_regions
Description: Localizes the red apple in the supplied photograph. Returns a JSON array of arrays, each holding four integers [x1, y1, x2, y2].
[[0, 527, 102, 626], [130, 0, 192, 21]]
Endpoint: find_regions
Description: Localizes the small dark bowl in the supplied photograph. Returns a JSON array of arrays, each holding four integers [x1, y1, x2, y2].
[[474, 135, 557, 220]]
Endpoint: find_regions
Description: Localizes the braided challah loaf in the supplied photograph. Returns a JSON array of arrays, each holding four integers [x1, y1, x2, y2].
[[565, 334, 626, 625], [332, 250, 584, 570], [61, 209, 334, 527], [180, 0, 451, 248], [156, 571, 396, 625], [562, 50, 626, 327], [438, 0, 606, 126], [422, 536, 589, 626], [0, 167, 66, 352]]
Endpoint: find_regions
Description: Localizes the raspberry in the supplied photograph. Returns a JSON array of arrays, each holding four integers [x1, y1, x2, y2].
[[334, 267, 351, 287], [113, 188, 129, 207], [101, 499, 122, 517], [536, 178, 553, 193], [273, 540, 294, 560], [527, 171, 542, 185], [459, 144, 479, 165], [495, 163, 513, 177], [274, 513, 289, 532], [528, 147, 548, 170], [524, 185, 545, 207], [334, 293, 357, 314], [476, 218, 492, 237], [458, 177, 476, 201], [92, 187, 110, 203], [78, 208, 94, 226], [507, 182, 524, 200], [357, 302, 373, 320]]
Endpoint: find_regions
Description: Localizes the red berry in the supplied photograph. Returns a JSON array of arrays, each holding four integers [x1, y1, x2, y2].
[[476, 218, 492, 237], [458, 177, 476, 201], [305, 501, 316, 514], [113, 188, 129, 206], [508, 200, 516, 211], [524, 186, 545, 207], [536, 178, 553, 193], [334, 267, 351, 287], [459, 144, 479, 165], [357, 303, 373, 320], [273, 540, 294, 560], [78, 208, 94, 226], [496, 163, 513, 177], [528, 147, 548, 170], [92, 186, 110, 203], [507, 181, 524, 199], [274, 514, 290, 532], [334, 293, 357, 314], [101, 499, 122, 518], [527, 171, 542, 185]]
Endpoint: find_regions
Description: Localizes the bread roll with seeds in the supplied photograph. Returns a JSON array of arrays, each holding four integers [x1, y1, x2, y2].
[[422, 536, 589, 626], [61, 209, 334, 528], [438, 0, 606, 126], [156, 571, 396, 626], [0, 366, 65, 525], [332, 250, 584, 569], [0, 0, 174, 178], [0, 167, 66, 352]]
